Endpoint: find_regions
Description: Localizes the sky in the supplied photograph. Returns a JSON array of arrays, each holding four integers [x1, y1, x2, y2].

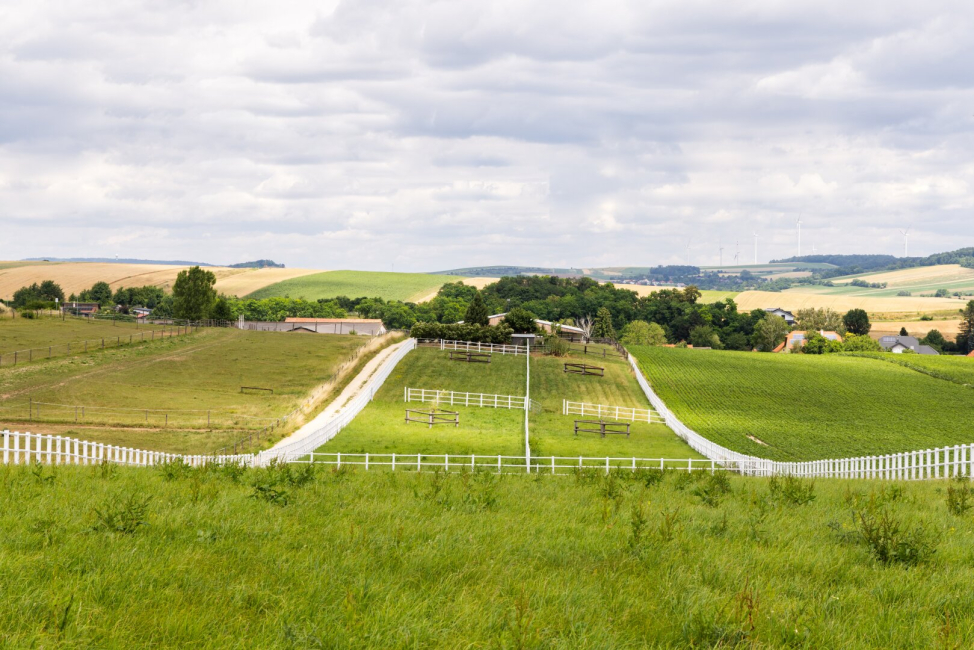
[[1, 0, 973, 271]]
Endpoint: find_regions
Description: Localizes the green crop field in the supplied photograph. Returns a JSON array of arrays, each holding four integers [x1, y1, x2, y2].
[[631, 346, 974, 461], [696, 290, 740, 303], [244, 270, 464, 302], [323, 346, 700, 459], [3, 463, 973, 647], [0, 329, 368, 453], [0, 315, 169, 358], [846, 352, 974, 387]]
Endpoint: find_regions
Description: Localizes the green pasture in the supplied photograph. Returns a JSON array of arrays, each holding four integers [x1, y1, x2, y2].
[[0, 315, 169, 357], [846, 352, 974, 387], [631, 345, 974, 461], [3, 464, 974, 648], [0, 329, 367, 452], [244, 270, 463, 302], [324, 346, 700, 459]]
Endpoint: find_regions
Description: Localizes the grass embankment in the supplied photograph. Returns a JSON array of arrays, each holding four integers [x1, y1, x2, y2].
[[845, 352, 974, 387], [325, 346, 700, 459], [244, 270, 464, 302], [0, 315, 169, 359], [0, 329, 367, 453], [631, 346, 974, 461], [4, 464, 974, 647]]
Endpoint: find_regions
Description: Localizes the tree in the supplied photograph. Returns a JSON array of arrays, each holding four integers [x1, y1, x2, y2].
[[959, 300, 974, 353], [211, 296, 233, 321], [920, 329, 946, 353], [724, 332, 750, 351], [620, 320, 666, 346], [802, 331, 844, 354], [38, 280, 65, 303], [463, 292, 490, 326], [82, 281, 114, 306], [843, 309, 871, 336], [796, 308, 845, 334], [381, 302, 416, 330], [752, 314, 790, 352], [690, 325, 722, 349], [843, 334, 881, 352], [172, 266, 217, 320], [899, 327, 909, 337], [591, 307, 615, 339], [502, 307, 538, 334]]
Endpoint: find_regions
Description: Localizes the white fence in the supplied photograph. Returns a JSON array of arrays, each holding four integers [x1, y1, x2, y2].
[[416, 339, 530, 356], [406, 387, 541, 412], [1, 430, 252, 467], [563, 400, 657, 423]]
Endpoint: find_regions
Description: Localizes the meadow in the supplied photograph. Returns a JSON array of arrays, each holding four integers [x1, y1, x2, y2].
[[3, 463, 974, 648], [0, 315, 170, 358], [846, 352, 974, 387], [323, 346, 701, 459], [0, 328, 369, 453], [631, 345, 974, 461], [244, 270, 466, 302]]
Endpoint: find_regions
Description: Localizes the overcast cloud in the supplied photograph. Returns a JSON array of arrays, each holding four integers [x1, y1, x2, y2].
[[1, 0, 973, 270]]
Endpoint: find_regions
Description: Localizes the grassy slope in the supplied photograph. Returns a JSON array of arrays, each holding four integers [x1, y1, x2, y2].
[[3, 465, 974, 648], [245, 270, 463, 302], [0, 315, 168, 354], [0, 329, 366, 452], [631, 346, 974, 461], [325, 347, 701, 459], [846, 352, 974, 386]]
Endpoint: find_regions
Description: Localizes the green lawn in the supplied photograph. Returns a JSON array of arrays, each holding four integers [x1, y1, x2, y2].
[[244, 270, 464, 302], [3, 464, 974, 648], [0, 329, 368, 452], [631, 345, 974, 461], [323, 347, 701, 459], [0, 315, 169, 361]]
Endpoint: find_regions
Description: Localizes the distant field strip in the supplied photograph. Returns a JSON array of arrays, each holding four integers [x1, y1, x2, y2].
[[405, 387, 535, 411], [733, 289, 962, 313], [244, 270, 465, 302], [563, 400, 658, 423]]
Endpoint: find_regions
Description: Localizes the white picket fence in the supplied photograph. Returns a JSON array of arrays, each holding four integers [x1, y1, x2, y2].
[[405, 387, 541, 412], [417, 339, 530, 356], [563, 400, 657, 423], [0, 430, 253, 467]]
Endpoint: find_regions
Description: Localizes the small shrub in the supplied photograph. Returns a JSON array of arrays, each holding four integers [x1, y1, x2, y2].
[[658, 507, 681, 542], [30, 461, 56, 485], [673, 470, 703, 491], [768, 475, 816, 506], [462, 470, 499, 511], [92, 494, 151, 534], [217, 461, 247, 484], [641, 468, 666, 488], [159, 458, 190, 481], [692, 472, 732, 507], [946, 477, 974, 516], [628, 503, 648, 551], [250, 484, 289, 507], [845, 508, 936, 566], [94, 461, 118, 481]]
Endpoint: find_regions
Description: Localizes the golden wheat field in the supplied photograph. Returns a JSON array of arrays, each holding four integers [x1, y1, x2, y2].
[[733, 290, 964, 314], [411, 276, 500, 303], [832, 264, 974, 287], [870, 319, 963, 338], [0, 262, 323, 300]]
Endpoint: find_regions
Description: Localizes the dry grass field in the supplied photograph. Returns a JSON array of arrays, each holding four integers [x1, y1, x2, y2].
[[832, 264, 974, 287], [411, 276, 499, 303], [733, 290, 963, 314], [870, 319, 962, 338], [0, 262, 323, 300]]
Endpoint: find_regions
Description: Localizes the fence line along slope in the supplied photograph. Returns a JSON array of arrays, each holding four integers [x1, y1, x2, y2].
[[631, 345, 974, 462], [243, 270, 467, 302], [0, 328, 369, 454]]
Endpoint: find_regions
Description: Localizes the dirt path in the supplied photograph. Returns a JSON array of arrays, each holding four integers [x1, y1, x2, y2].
[[269, 339, 409, 451]]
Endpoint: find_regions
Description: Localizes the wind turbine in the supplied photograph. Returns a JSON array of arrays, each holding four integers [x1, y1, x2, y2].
[[899, 227, 911, 257], [734, 240, 740, 265], [685, 239, 691, 265], [796, 213, 803, 257], [719, 240, 724, 267], [753, 232, 759, 264]]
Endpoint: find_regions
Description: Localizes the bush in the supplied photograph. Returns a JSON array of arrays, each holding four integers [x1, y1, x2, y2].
[[852, 508, 935, 566], [503, 307, 538, 334], [946, 476, 973, 516], [843, 334, 881, 352], [410, 321, 513, 344], [620, 320, 666, 346], [802, 331, 844, 355], [843, 309, 871, 336]]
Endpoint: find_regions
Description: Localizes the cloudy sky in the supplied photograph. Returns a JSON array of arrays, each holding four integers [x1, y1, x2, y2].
[[2, 0, 973, 271]]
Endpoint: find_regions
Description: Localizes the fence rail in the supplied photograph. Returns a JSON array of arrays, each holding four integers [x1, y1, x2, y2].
[[416, 339, 530, 356], [563, 400, 657, 423], [405, 387, 533, 411], [0, 324, 196, 368]]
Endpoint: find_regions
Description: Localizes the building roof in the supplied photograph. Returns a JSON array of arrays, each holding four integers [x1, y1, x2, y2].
[[283, 318, 383, 324], [482, 313, 585, 334], [764, 307, 795, 316]]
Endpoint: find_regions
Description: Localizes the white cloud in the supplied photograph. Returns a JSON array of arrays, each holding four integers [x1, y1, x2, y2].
[[1, 0, 973, 269]]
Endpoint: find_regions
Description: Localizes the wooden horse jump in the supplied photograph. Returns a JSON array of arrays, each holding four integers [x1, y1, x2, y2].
[[574, 419, 630, 438], [563, 363, 604, 377], [448, 350, 492, 363], [405, 408, 460, 429]]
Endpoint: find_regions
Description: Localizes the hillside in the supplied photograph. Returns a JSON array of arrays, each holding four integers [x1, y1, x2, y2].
[[0, 262, 320, 300], [631, 345, 974, 461], [245, 270, 469, 302], [827, 264, 974, 297], [732, 289, 964, 314]]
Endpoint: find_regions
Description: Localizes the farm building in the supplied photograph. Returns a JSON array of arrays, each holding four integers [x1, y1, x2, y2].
[[774, 330, 843, 353], [63, 302, 100, 316], [763, 307, 796, 325], [236, 318, 385, 335], [131, 307, 152, 319], [878, 335, 939, 355]]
